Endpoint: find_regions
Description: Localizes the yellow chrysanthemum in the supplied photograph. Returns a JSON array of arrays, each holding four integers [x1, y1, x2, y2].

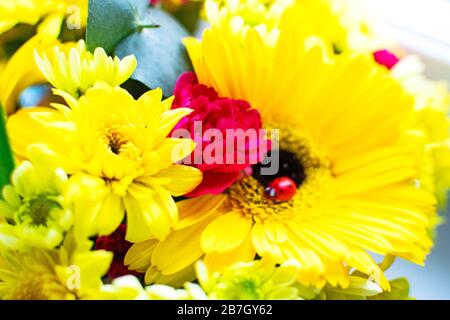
[[34, 40, 137, 98], [7, 84, 202, 243], [194, 259, 300, 300], [0, 34, 58, 115], [0, 233, 112, 300], [0, 146, 73, 250], [204, 0, 292, 44], [0, 0, 88, 37], [205, 0, 348, 52], [127, 21, 435, 290], [393, 56, 450, 208], [132, 258, 301, 300]]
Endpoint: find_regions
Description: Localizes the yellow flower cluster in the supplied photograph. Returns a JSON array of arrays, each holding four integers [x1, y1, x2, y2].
[[0, 0, 448, 300], [0, 0, 88, 37]]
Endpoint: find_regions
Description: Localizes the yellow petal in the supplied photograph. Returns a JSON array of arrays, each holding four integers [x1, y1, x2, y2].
[[175, 195, 226, 230], [264, 220, 288, 244], [204, 232, 255, 272], [201, 212, 252, 254], [7, 108, 73, 162], [151, 213, 220, 275], [151, 165, 202, 197], [159, 108, 193, 140], [154, 139, 196, 169], [95, 192, 125, 236], [124, 239, 158, 273], [251, 222, 284, 260], [125, 184, 175, 242]]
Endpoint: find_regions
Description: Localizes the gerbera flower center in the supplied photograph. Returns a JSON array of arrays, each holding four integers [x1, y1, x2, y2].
[[225, 123, 333, 222], [17, 195, 62, 227], [253, 149, 306, 188]]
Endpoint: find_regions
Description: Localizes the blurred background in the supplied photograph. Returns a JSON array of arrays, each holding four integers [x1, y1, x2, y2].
[[364, 0, 450, 300]]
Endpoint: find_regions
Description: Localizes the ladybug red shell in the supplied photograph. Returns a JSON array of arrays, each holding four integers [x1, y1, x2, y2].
[[265, 177, 297, 201]]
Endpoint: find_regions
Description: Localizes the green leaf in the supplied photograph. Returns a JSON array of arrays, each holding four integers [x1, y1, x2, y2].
[[0, 105, 15, 190], [86, 0, 154, 54], [87, 1, 191, 97], [114, 8, 191, 97]]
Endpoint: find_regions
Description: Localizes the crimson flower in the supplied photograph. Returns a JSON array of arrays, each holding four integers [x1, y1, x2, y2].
[[172, 72, 269, 197], [95, 224, 140, 279]]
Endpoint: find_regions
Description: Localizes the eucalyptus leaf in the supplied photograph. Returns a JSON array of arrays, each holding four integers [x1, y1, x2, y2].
[[0, 105, 15, 190], [86, 0, 153, 54], [115, 8, 191, 97]]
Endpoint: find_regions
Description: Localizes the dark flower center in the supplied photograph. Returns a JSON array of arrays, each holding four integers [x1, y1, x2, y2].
[[107, 131, 127, 155], [22, 195, 62, 226], [252, 149, 306, 188]]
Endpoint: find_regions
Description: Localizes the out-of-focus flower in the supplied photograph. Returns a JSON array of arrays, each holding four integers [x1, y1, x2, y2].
[[0, 145, 73, 250], [0, 233, 112, 300], [368, 278, 411, 300], [373, 49, 400, 70], [195, 259, 300, 300], [34, 40, 137, 98], [322, 276, 382, 300], [392, 55, 450, 208], [150, 0, 191, 12], [171, 72, 267, 197], [146, 282, 207, 300], [95, 224, 140, 279], [204, 0, 292, 44], [0, 0, 88, 37], [145, 259, 301, 300], [0, 34, 58, 115], [93, 275, 150, 300], [205, 0, 365, 53], [7, 85, 202, 243], [132, 18, 437, 291]]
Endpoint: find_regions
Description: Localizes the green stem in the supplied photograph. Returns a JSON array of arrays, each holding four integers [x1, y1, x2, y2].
[[137, 23, 160, 31], [379, 255, 396, 271], [0, 105, 15, 190]]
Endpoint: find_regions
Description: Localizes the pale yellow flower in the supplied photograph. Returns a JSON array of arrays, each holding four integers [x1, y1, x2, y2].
[[34, 40, 137, 98]]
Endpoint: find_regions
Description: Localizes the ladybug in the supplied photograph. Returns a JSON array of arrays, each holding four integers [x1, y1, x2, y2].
[[265, 176, 297, 201]]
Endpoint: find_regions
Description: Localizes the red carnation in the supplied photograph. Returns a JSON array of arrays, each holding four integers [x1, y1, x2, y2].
[[95, 224, 140, 279], [172, 72, 269, 197]]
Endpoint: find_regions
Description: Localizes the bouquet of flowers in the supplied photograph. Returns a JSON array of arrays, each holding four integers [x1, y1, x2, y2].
[[0, 0, 448, 300]]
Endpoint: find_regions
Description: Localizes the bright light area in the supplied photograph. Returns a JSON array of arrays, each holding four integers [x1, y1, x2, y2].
[[363, 0, 450, 80], [363, 0, 450, 45]]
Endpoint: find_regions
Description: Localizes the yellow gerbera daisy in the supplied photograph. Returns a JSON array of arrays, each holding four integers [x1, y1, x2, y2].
[[34, 40, 137, 98], [126, 22, 435, 289], [0, 0, 88, 37], [0, 232, 112, 300], [7, 85, 203, 242]]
